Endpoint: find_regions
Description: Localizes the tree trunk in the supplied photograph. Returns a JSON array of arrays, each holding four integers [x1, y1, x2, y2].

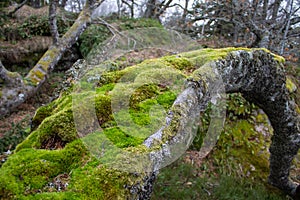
[[0, 0, 103, 117], [143, 0, 157, 19], [49, 0, 59, 44], [257, 30, 270, 48], [279, 0, 293, 55], [8, 0, 28, 17], [0, 61, 23, 87], [29, 0, 43, 8], [271, 0, 281, 22], [146, 49, 300, 199], [262, 0, 269, 20]]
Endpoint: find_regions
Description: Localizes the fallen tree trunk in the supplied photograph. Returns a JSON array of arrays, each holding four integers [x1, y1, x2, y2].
[[0, 0, 102, 117]]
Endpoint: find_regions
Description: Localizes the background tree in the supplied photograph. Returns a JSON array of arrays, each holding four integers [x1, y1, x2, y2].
[[1, 0, 299, 114], [169, 0, 300, 55], [121, 0, 137, 18], [0, 0, 105, 116], [142, 0, 174, 20]]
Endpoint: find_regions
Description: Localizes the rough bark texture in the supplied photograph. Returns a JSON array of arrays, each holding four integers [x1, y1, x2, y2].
[[49, 0, 59, 44], [216, 50, 300, 198], [142, 49, 299, 199], [0, 1, 98, 117]]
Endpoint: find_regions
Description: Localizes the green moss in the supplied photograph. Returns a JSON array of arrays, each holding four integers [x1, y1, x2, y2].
[[103, 127, 144, 148], [2, 47, 285, 199], [226, 93, 257, 120], [7, 71, 21, 78], [0, 140, 87, 198], [26, 48, 60, 85], [286, 77, 297, 93], [19, 192, 81, 200], [162, 56, 193, 71], [156, 91, 177, 109], [179, 47, 284, 69], [212, 119, 271, 180], [36, 108, 75, 146], [256, 113, 268, 123], [32, 69, 45, 80], [296, 104, 300, 114], [31, 94, 73, 130], [129, 84, 160, 109], [180, 48, 250, 67], [258, 48, 285, 63], [68, 159, 135, 200], [95, 83, 115, 94], [31, 103, 55, 129], [97, 70, 125, 86], [95, 94, 113, 126], [17, 100, 76, 150]]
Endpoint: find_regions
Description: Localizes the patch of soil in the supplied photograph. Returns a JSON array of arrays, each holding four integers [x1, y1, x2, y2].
[[41, 134, 66, 150], [0, 103, 35, 137]]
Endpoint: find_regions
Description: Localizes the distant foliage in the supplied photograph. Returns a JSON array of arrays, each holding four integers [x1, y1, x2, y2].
[[0, 117, 31, 153], [1, 14, 76, 41], [79, 24, 112, 57], [117, 17, 162, 30], [78, 18, 163, 57]]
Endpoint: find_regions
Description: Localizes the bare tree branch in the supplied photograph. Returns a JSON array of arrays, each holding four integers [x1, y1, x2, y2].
[[8, 0, 28, 17]]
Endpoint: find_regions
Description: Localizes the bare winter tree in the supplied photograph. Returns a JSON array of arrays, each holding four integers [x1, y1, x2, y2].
[[0, 0, 105, 116], [179, 0, 300, 54], [121, 0, 137, 18], [29, 0, 45, 8], [143, 0, 174, 20]]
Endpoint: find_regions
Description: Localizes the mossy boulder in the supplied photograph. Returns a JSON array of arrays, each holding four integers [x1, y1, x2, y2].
[[0, 48, 298, 199]]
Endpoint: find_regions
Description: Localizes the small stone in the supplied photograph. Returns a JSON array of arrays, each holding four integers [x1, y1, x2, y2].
[[186, 182, 193, 186]]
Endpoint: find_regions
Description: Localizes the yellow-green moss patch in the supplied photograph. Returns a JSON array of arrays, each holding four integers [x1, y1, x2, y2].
[[286, 77, 297, 93], [0, 140, 87, 198]]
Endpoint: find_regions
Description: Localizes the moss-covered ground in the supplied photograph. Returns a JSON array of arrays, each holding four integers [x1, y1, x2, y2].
[[0, 48, 298, 199]]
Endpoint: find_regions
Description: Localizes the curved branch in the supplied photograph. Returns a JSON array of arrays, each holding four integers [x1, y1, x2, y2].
[[146, 49, 300, 198]]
